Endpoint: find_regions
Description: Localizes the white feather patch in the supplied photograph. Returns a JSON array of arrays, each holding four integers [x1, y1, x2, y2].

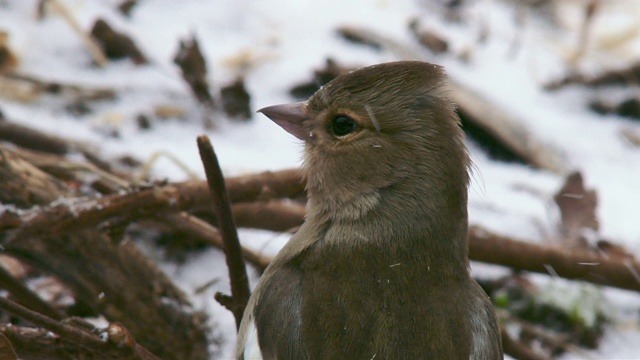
[[236, 308, 262, 360], [242, 319, 263, 360]]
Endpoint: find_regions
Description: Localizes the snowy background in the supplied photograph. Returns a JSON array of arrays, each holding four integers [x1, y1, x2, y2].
[[1, 0, 639, 359]]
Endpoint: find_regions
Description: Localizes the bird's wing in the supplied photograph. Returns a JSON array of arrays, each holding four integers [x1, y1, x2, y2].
[[235, 223, 320, 360]]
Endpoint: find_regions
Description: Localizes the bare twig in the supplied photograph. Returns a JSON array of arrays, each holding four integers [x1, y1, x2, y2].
[[196, 135, 251, 328], [164, 212, 271, 271], [0, 296, 107, 351], [0, 296, 162, 360], [469, 225, 640, 292], [0, 148, 72, 208], [0, 264, 64, 320], [0, 170, 305, 241], [545, 62, 640, 90], [136, 150, 200, 182], [2, 324, 86, 359]]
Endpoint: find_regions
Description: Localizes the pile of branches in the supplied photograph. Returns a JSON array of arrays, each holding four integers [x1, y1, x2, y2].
[[0, 117, 639, 360]]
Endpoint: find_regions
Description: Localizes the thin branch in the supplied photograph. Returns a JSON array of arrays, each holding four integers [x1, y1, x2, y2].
[[0, 264, 64, 320], [2, 324, 86, 359], [0, 296, 162, 359], [469, 225, 640, 292], [196, 135, 251, 329], [1, 169, 304, 241], [0, 296, 107, 351], [163, 212, 271, 271]]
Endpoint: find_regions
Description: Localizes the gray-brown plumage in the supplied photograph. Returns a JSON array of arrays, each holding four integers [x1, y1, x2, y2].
[[236, 61, 503, 359]]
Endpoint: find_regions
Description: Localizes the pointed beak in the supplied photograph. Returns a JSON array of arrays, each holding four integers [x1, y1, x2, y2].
[[258, 102, 311, 141]]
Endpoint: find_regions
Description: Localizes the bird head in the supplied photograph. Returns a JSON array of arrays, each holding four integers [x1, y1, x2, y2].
[[260, 61, 469, 223]]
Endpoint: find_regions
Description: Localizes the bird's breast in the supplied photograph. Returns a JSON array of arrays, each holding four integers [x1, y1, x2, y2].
[[296, 242, 476, 359]]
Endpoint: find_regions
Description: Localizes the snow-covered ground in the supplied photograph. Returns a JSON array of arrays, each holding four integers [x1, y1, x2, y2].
[[1, 0, 639, 358]]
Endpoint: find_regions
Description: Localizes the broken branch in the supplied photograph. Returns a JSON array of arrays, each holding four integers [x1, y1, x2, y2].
[[197, 135, 251, 329]]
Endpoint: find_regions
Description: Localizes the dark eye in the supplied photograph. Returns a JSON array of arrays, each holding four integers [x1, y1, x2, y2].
[[331, 115, 357, 137]]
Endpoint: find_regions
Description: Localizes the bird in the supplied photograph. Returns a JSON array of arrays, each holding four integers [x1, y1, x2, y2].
[[236, 61, 503, 359]]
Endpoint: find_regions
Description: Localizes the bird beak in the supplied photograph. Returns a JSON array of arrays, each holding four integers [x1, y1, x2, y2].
[[258, 102, 311, 141]]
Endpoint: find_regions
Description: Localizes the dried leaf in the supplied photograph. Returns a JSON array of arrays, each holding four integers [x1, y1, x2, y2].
[[409, 20, 449, 54], [553, 171, 599, 245], [0, 31, 19, 75], [289, 58, 354, 99], [221, 77, 252, 121], [173, 35, 213, 107], [90, 18, 148, 65]]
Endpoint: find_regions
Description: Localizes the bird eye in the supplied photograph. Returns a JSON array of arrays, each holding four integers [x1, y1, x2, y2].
[[331, 115, 357, 137]]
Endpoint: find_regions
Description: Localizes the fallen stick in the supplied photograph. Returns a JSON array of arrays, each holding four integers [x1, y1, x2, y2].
[[0, 169, 305, 241], [469, 225, 640, 292]]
